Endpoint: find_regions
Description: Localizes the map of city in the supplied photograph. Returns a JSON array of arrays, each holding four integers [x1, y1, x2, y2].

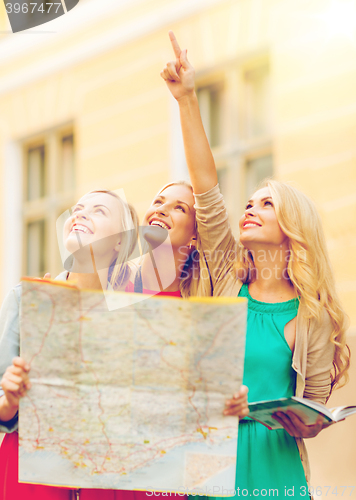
[[19, 279, 247, 494]]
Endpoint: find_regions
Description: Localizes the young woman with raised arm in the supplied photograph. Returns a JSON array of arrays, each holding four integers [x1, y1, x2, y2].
[[125, 180, 211, 298], [160, 31, 350, 497]]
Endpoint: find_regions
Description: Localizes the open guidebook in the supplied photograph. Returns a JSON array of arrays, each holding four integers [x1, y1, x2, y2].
[[247, 397, 356, 430]]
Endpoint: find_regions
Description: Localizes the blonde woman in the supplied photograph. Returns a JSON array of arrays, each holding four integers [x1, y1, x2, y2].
[[160, 32, 350, 496], [0, 189, 142, 500]]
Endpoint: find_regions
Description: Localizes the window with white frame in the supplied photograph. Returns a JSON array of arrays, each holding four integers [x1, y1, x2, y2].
[[197, 82, 224, 149], [245, 154, 273, 201], [196, 59, 273, 234], [197, 80, 230, 200], [244, 65, 271, 140], [23, 127, 76, 278]]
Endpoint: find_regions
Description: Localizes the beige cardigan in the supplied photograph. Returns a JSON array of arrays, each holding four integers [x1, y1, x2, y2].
[[194, 184, 335, 484]]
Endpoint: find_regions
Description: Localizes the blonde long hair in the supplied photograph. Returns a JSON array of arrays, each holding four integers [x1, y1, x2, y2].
[[90, 190, 139, 291], [236, 179, 350, 390]]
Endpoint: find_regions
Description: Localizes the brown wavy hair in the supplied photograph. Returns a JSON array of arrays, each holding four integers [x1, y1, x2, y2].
[[156, 181, 210, 298]]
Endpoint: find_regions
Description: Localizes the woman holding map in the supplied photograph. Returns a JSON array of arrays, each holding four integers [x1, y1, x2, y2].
[[0, 189, 154, 499], [160, 32, 350, 497]]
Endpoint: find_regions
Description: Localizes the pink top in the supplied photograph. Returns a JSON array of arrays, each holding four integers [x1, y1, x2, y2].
[[125, 280, 181, 297]]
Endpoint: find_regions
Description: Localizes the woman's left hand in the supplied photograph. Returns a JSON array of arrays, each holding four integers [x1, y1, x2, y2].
[[272, 410, 326, 438], [224, 385, 249, 418], [160, 31, 195, 102]]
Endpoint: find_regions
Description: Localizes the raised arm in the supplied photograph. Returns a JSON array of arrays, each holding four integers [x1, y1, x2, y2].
[[160, 31, 218, 194]]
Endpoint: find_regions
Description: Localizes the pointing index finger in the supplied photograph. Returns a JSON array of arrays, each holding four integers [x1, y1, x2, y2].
[[169, 30, 181, 58]]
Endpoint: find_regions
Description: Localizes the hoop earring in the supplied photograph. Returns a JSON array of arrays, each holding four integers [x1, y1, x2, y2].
[[189, 237, 197, 250]]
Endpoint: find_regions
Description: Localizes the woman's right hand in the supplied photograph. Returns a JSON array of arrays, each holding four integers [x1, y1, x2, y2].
[[160, 31, 195, 102], [0, 357, 31, 419], [224, 385, 249, 418]]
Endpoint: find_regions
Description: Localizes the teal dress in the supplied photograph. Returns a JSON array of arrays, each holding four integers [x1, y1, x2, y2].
[[191, 284, 308, 499]]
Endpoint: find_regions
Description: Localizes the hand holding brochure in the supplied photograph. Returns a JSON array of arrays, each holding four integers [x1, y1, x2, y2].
[[248, 397, 356, 430]]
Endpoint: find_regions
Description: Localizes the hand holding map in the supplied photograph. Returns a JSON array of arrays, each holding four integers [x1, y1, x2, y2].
[[19, 279, 247, 495]]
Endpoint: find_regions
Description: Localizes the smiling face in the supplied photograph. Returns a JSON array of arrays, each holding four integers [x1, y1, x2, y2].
[[143, 184, 196, 248], [63, 192, 123, 261], [239, 187, 288, 249]]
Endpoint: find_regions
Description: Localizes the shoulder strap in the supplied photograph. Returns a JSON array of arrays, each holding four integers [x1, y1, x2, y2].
[[134, 266, 143, 293]]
